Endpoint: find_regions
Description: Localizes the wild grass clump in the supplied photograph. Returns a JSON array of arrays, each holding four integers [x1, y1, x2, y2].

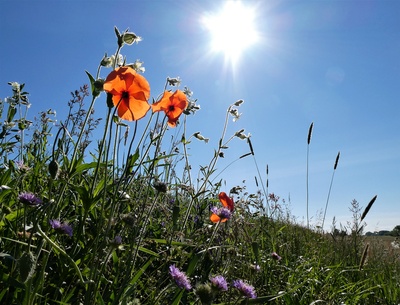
[[1, 26, 399, 305]]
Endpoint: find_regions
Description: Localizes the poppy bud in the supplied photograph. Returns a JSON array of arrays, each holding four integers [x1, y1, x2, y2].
[[94, 79, 104, 92], [121, 213, 136, 227], [153, 181, 167, 193], [48, 159, 59, 179]]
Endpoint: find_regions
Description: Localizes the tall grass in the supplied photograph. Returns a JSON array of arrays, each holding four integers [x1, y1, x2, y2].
[[0, 27, 398, 305]]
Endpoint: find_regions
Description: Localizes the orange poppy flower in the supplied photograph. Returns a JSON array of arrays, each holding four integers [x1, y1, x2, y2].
[[152, 90, 188, 127], [103, 66, 150, 121], [210, 192, 235, 223]]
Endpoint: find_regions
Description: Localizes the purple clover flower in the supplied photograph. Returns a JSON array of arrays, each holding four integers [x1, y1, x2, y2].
[[18, 192, 43, 207], [232, 279, 257, 299], [49, 219, 73, 237], [169, 264, 192, 290], [210, 275, 228, 291]]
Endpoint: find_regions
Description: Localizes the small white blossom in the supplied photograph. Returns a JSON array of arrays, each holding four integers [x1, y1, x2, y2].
[[183, 86, 193, 97], [167, 77, 181, 87], [234, 129, 251, 140], [0, 185, 11, 191], [130, 60, 145, 73], [229, 108, 242, 122], [101, 54, 123, 67], [193, 132, 209, 143], [118, 191, 131, 199], [101, 54, 113, 67], [9, 82, 21, 92]]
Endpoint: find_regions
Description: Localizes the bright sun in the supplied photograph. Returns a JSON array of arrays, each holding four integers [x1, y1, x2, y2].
[[202, 1, 259, 64]]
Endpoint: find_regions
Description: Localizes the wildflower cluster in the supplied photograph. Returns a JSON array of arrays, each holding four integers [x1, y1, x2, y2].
[[232, 279, 257, 299], [49, 219, 73, 237], [210, 192, 235, 223], [0, 26, 264, 305], [210, 275, 228, 291], [193, 274, 256, 302], [18, 192, 43, 207], [102, 53, 189, 126], [169, 264, 192, 290]]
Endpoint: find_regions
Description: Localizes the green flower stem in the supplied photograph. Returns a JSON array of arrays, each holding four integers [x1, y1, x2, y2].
[[115, 191, 160, 301], [35, 225, 87, 287], [90, 106, 113, 195], [181, 117, 192, 190], [68, 94, 98, 175], [131, 191, 160, 268], [182, 104, 232, 231], [198, 221, 221, 264], [188, 221, 225, 290]]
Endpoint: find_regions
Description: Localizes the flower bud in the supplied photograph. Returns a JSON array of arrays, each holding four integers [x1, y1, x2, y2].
[[195, 283, 213, 305], [48, 159, 59, 179], [101, 54, 113, 67], [153, 181, 167, 193], [94, 79, 105, 92], [122, 32, 142, 45]]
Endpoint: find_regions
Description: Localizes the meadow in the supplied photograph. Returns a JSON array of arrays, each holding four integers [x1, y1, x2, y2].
[[1, 27, 399, 305]]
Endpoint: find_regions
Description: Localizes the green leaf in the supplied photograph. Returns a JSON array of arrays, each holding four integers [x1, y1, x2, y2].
[[138, 246, 159, 258], [252, 241, 259, 262], [85, 70, 101, 98], [172, 205, 180, 231], [0, 208, 22, 229], [75, 185, 94, 212], [125, 149, 140, 174], [6, 106, 17, 122], [74, 161, 110, 175]]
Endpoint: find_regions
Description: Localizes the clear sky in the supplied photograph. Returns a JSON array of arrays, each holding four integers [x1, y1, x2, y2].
[[1, 0, 399, 232]]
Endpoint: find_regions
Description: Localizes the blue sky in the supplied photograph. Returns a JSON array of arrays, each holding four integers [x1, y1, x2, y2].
[[1, 0, 399, 231]]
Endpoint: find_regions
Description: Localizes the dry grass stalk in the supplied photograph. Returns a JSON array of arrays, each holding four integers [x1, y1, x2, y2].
[[334, 151, 340, 170], [307, 122, 314, 145], [360, 195, 377, 221], [359, 243, 370, 270]]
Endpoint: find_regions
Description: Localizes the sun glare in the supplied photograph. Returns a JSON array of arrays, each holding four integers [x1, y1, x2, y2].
[[202, 1, 259, 64]]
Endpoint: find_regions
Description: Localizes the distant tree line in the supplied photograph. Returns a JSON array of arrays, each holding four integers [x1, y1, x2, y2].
[[365, 225, 400, 236]]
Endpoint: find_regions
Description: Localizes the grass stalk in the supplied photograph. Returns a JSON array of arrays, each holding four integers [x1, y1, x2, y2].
[[306, 122, 313, 229], [322, 151, 340, 230]]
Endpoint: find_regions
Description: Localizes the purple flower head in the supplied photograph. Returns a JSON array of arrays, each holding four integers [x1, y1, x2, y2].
[[113, 235, 122, 245], [271, 252, 282, 261], [219, 208, 232, 220], [210, 206, 232, 222], [210, 275, 228, 291], [169, 264, 191, 290], [232, 279, 257, 299], [18, 192, 43, 207], [49, 219, 73, 237], [210, 206, 218, 214]]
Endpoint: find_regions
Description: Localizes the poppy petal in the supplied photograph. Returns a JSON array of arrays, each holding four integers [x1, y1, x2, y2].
[[103, 66, 150, 121], [210, 214, 228, 223], [152, 91, 173, 112], [126, 97, 151, 120], [116, 99, 134, 121], [218, 192, 234, 211]]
